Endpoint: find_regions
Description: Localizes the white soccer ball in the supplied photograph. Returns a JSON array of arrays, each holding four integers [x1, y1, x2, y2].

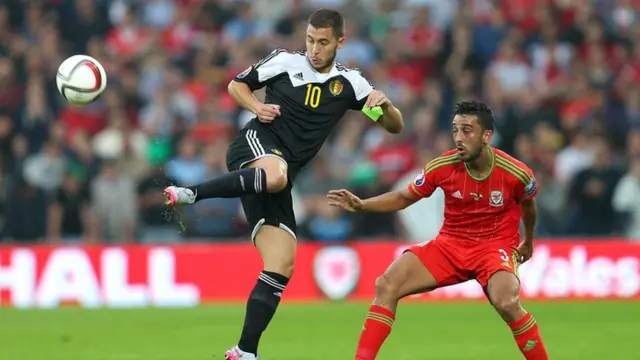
[[56, 55, 107, 105]]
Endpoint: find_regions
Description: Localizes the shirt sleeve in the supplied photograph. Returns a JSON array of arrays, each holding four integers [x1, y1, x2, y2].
[[347, 69, 374, 110], [232, 49, 289, 91], [407, 165, 439, 199], [514, 166, 538, 202]]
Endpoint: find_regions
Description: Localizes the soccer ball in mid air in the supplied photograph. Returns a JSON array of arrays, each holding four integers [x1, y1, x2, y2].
[[56, 55, 107, 105]]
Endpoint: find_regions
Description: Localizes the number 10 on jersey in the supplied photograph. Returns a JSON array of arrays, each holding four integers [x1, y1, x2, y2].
[[305, 84, 321, 108]]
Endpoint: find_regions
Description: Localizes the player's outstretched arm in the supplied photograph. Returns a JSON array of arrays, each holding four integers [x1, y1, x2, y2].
[[327, 188, 418, 213]]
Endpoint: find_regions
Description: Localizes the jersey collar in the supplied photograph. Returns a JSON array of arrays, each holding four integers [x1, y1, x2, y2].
[[464, 146, 495, 181]]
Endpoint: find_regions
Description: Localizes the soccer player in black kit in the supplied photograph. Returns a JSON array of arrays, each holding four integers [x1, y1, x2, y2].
[[164, 9, 404, 360]]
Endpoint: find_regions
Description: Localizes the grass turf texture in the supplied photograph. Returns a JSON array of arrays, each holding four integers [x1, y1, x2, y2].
[[1, 301, 635, 359]]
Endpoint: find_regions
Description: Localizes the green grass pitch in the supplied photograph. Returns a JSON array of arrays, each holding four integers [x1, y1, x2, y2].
[[1, 301, 636, 359]]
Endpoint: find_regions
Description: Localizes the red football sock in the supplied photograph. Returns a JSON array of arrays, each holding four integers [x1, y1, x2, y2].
[[355, 305, 395, 360], [508, 312, 549, 360]]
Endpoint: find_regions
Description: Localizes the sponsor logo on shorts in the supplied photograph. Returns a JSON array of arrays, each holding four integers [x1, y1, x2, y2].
[[271, 149, 282, 156], [414, 170, 425, 186], [489, 190, 503, 207]]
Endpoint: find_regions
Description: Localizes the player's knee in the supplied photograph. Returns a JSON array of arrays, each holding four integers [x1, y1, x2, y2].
[[251, 157, 289, 193], [374, 274, 399, 300], [492, 293, 521, 317], [265, 169, 288, 192], [257, 162, 287, 192], [264, 256, 294, 278]]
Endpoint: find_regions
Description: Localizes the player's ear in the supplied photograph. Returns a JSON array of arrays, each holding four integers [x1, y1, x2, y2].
[[483, 130, 493, 145], [337, 36, 345, 49]]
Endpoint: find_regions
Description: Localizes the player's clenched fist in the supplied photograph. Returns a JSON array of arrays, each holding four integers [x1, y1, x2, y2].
[[255, 103, 281, 123], [364, 89, 391, 108], [327, 189, 363, 212], [517, 240, 534, 263]]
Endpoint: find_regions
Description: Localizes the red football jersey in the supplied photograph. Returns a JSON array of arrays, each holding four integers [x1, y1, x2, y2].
[[407, 147, 538, 245]]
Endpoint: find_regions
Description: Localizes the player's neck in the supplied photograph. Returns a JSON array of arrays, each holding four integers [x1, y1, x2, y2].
[[465, 146, 495, 180]]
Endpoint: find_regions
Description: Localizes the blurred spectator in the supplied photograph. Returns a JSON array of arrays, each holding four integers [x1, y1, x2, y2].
[[567, 139, 622, 235], [303, 201, 353, 242], [554, 132, 595, 186], [23, 139, 66, 192], [137, 167, 181, 243], [165, 136, 206, 186], [4, 177, 47, 243], [91, 160, 136, 243], [612, 157, 640, 241], [47, 172, 92, 243]]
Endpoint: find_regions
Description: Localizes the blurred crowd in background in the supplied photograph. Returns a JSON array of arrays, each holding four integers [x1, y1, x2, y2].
[[1, 0, 640, 244]]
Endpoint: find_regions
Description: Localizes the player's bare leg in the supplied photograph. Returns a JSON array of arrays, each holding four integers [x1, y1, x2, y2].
[[355, 252, 438, 360], [487, 271, 549, 360], [164, 156, 288, 205]]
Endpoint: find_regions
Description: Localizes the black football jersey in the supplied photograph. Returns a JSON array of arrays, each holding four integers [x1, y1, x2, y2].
[[233, 49, 374, 164]]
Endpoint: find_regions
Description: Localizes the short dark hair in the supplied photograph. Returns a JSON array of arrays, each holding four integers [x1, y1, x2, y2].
[[453, 100, 495, 131], [308, 8, 345, 38]]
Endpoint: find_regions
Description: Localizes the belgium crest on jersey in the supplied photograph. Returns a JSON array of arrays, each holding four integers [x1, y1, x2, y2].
[[329, 79, 343, 96]]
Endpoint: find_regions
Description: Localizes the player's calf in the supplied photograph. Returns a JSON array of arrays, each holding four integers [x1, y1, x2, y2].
[[487, 271, 549, 360], [235, 225, 295, 356]]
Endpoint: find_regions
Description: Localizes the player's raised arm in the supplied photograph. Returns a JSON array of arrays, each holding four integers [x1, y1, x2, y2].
[[327, 188, 418, 212]]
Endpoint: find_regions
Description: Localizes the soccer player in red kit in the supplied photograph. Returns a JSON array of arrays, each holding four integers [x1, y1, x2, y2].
[[327, 101, 549, 360]]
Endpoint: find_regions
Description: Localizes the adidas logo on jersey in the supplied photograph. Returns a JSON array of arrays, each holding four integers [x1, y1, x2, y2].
[[293, 72, 304, 80], [452, 191, 463, 199]]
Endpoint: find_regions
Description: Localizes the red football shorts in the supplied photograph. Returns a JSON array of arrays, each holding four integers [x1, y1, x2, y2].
[[405, 235, 520, 288]]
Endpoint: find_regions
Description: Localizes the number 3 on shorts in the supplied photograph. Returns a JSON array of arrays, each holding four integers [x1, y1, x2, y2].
[[498, 248, 520, 276]]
